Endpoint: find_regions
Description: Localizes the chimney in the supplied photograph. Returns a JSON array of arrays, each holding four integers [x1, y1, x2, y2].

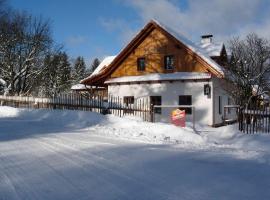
[[201, 34, 213, 44]]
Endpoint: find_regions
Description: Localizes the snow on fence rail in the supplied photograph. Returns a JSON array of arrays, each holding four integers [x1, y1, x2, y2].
[[0, 94, 153, 122]]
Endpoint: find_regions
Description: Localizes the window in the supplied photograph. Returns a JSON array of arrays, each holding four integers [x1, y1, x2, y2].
[[137, 57, 146, 71], [219, 96, 222, 115], [150, 96, 162, 114], [124, 96, 134, 105], [164, 55, 174, 70], [179, 95, 192, 114], [124, 96, 134, 114]]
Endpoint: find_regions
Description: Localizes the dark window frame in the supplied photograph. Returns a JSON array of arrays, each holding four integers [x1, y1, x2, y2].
[[123, 96, 135, 114], [123, 96, 135, 105], [219, 96, 222, 115], [179, 95, 192, 114], [227, 97, 231, 114], [137, 57, 146, 71], [150, 96, 162, 114], [164, 55, 175, 70]]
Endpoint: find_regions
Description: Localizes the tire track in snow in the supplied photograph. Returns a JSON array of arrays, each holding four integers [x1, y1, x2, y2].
[[32, 137, 135, 200], [34, 135, 177, 200], [0, 153, 21, 200]]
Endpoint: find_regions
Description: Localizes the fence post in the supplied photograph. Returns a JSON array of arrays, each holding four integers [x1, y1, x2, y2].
[[150, 104, 154, 122]]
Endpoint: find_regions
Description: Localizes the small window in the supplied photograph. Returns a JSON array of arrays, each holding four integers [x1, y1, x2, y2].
[[137, 57, 145, 71], [124, 96, 134, 105], [150, 96, 162, 114], [164, 55, 174, 70], [219, 96, 222, 115], [124, 96, 134, 114], [179, 95, 192, 114]]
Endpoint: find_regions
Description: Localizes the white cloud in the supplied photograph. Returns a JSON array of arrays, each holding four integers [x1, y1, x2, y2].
[[65, 35, 88, 47], [123, 0, 270, 41], [100, 18, 139, 45]]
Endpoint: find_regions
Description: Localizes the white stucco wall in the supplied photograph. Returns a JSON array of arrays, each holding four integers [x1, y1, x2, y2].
[[212, 77, 237, 125], [108, 80, 214, 126]]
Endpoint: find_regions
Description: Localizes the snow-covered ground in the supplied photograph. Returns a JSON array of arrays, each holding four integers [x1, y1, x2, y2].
[[1, 106, 270, 199]]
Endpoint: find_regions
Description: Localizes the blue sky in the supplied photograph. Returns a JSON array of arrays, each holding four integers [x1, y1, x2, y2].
[[9, 0, 270, 66]]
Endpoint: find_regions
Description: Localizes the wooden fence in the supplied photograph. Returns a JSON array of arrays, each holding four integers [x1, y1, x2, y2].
[[0, 94, 153, 122], [238, 104, 270, 134]]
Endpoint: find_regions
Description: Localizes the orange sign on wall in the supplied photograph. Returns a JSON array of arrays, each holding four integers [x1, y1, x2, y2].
[[171, 109, 186, 127]]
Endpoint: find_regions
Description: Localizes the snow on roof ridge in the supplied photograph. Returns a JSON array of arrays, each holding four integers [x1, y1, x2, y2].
[[197, 41, 224, 57], [152, 19, 224, 76], [105, 72, 211, 84]]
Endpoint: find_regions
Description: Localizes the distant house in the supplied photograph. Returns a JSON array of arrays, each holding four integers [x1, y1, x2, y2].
[[81, 20, 234, 126]]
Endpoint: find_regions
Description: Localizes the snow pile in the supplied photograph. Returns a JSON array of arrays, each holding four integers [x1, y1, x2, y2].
[[0, 106, 20, 118], [0, 106, 204, 145], [2, 106, 270, 152], [90, 115, 204, 144], [202, 124, 270, 153]]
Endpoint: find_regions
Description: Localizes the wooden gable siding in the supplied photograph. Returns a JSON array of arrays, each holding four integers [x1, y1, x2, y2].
[[111, 28, 209, 78]]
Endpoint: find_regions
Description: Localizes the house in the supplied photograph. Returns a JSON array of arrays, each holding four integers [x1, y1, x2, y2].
[[74, 56, 116, 96], [81, 20, 234, 126]]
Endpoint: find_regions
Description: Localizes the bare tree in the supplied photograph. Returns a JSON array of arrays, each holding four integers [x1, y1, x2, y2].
[[0, 10, 52, 96], [223, 33, 270, 107]]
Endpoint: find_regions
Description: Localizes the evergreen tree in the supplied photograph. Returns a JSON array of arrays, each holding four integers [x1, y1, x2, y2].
[[58, 52, 71, 92], [73, 56, 86, 83], [40, 52, 71, 96], [90, 58, 100, 72]]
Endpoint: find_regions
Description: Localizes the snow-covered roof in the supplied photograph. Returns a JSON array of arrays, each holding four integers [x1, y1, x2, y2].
[[80, 56, 116, 84], [197, 42, 224, 57], [152, 19, 224, 76], [71, 84, 92, 90], [105, 72, 211, 84], [71, 84, 105, 90], [91, 56, 116, 76]]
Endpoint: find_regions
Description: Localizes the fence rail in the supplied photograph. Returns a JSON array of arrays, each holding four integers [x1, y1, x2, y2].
[[0, 94, 153, 122]]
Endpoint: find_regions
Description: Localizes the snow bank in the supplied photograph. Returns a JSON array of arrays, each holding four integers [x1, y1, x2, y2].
[[202, 124, 270, 153], [91, 115, 204, 145], [0, 106, 20, 118], [0, 106, 204, 145], [2, 106, 270, 153]]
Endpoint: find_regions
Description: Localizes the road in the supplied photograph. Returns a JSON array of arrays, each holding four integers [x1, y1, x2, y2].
[[0, 109, 270, 200]]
